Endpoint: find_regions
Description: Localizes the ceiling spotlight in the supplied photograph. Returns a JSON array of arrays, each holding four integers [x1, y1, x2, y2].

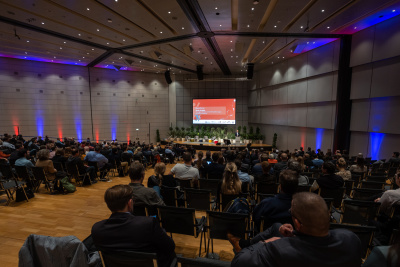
[[78, 33, 81, 36], [64, 41, 66, 43], [230, 40, 233, 42], [247, 25, 250, 27], [327, 26, 330, 29], [300, 26, 303, 29], [274, 25, 277, 28], [41, 22, 44, 24], [215, 7, 218, 10], [219, 24, 222, 27], [182, 27, 184, 29], [354, 27, 357, 29], [107, 42, 110, 44], [92, 48, 94, 50], [253, 0, 259, 4], [60, 47, 62, 49], [393, 10, 396, 12], [87, 8, 90, 11], [97, 29, 99, 31], [160, 31, 162, 33], [251, 7, 254, 11], [26, 40, 29, 42], [168, 11, 171, 14], [321, 9, 325, 12]]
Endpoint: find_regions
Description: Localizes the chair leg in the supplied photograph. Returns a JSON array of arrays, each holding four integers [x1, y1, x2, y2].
[[206, 238, 210, 256], [199, 230, 203, 257], [211, 238, 214, 254]]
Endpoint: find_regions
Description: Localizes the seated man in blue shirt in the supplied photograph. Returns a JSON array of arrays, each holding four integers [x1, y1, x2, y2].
[[15, 149, 35, 171], [252, 170, 298, 232], [84, 146, 111, 180]]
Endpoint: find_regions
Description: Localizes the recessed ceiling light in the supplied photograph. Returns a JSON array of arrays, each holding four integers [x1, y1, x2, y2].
[[236, 56, 238, 58], [26, 40, 29, 42], [274, 25, 277, 28], [78, 33, 81, 36], [108, 18, 112, 22], [107, 42, 110, 44], [189, 43, 192, 45], [83, 57, 85, 58], [41, 22, 44, 24], [231, 49, 233, 51], [24, 57, 26, 59], [263, 41, 265, 43], [60, 47, 62, 49], [54, 56, 56, 58], [300, 26, 303, 28], [327, 26, 330, 29], [251, 7, 254, 11], [87, 8, 90, 11], [278, 57, 280, 59], [25, 52, 27, 54], [92, 48, 94, 50], [321, 9, 325, 12], [115, 0, 118, 2], [123, 39, 125, 41], [139, 61, 141, 63], [182, 27, 184, 29], [393, 10, 396, 12], [79, 60, 81, 61], [282, 57, 284, 58], [219, 24, 222, 27], [230, 40, 232, 42], [354, 27, 357, 29], [313, 42, 315, 44], [160, 31, 162, 33], [307, 42, 309, 44], [231, 56, 233, 58], [168, 11, 171, 14], [210, 62, 213, 65], [247, 25, 250, 27], [97, 29, 99, 31], [236, 62, 238, 63], [215, 7, 218, 10], [64, 41, 66, 43], [272, 62, 273, 64], [290, 50, 293, 52]]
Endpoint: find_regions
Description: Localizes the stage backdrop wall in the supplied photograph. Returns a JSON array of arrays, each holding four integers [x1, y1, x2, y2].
[[248, 40, 340, 152], [0, 58, 170, 143], [171, 74, 249, 130], [349, 14, 400, 160]]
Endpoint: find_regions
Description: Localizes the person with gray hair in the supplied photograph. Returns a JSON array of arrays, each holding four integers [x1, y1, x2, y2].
[[288, 160, 309, 186]]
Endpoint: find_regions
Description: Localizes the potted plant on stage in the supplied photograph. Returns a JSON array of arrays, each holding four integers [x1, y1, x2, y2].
[[272, 133, 278, 149], [256, 127, 262, 144], [249, 126, 254, 144], [227, 129, 235, 144], [243, 126, 249, 143], [175, 127, 181, 141], [181, 127, 186, 142]]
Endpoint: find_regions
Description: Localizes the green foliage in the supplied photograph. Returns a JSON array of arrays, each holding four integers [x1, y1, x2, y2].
[[272, 133, 278, 148], [249, 126, 254, 135], [256, 127, 260, 135], [238, 126, 242, 134]]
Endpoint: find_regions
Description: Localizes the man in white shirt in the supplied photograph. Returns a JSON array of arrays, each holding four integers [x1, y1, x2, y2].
[[169, 152, 199, 180], [375, 172, 400, 215]]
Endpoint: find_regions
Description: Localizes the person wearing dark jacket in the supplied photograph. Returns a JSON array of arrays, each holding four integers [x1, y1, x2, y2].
[[203, 152, 225, 179], [311, 161, 344, 192], [67, 149, 97, 182], [92, 185, 175, 267], [230, 192, 361, 267]]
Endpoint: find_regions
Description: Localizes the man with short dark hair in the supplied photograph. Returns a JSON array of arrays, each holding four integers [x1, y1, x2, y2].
[[311, 161, 344, 192], [84, 146, 110, 179], [388, 152, 400, 164], [230, 192, 362, 267], [169, 152, 199, 180], [91, 184, 175, 267], [129, 162, 164, 206], [252, 170, 298, 231], [15, 149, 34, 171], [203, 152, 225, 179], [252, 153, 269, 175]]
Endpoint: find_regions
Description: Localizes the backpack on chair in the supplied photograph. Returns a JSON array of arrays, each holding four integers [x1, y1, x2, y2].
[[223, 197, 250, 215]]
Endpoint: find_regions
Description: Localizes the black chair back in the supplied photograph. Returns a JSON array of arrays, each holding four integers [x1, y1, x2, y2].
[[256, 182, 279, 195], [256, 193, 275, 204], [340, 200, 381, 225], [53, 162, 64, 172], [160, 186, 177, 207], [329, 223, 376, 259], [318, 187, 345, 209], [178, 179, 192, 190], [199, 179, 219, 196], [184, 188, 213, 210], [206, 211, 248, 240], [359, 181, 386, 190], [219, 193, 240, 211], [344, 180, 355, 195], [351, 188, 384, 201], [100, 250, 157, 267], [15, 165, 31, 180], [365, 175, 387, 183], [157, 206, 198, 237], [0, 164, 16, 179]]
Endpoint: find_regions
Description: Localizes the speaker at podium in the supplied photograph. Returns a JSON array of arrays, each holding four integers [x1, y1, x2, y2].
[[235, 137, 241, 144]]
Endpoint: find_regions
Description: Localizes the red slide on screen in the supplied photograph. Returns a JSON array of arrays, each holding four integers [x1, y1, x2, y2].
[[193, 99, 236, 124]]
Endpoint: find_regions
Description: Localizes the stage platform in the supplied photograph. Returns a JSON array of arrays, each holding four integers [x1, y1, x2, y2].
[[172, 140, 273, 151]]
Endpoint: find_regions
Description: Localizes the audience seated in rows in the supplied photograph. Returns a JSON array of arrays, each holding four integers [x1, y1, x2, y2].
[[310, 162, 344, 192], [35, 149, 57, 181]]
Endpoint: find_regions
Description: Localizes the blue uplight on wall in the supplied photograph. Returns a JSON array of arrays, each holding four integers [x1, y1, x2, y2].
[[36, 114, 44, 137], [75, 117, 82, 142], [369, 132, 385, 160], [315, 128, 324, 150], [111, 115, 118, 141]]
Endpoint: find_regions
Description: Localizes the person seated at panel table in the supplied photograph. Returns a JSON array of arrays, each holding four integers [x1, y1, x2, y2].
[[91, 184, 175, 267]]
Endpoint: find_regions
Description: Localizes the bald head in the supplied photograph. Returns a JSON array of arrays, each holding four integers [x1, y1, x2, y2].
[[291, 192, 330, 237]]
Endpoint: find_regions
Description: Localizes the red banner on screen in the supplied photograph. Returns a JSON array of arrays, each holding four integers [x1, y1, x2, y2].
[[193, 99, 236, 124]]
